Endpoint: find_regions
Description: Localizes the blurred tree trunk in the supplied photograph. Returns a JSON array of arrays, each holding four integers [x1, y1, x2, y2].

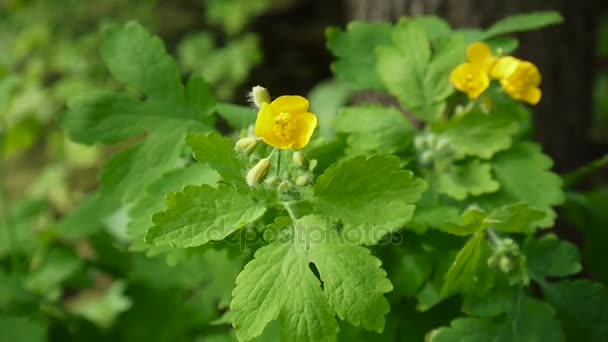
[[345, 0, 600, 172]]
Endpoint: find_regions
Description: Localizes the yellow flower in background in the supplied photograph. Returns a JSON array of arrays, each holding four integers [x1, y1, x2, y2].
[[450, 63, 490, 99], [255, 95, 317, 150], [450, 42, 496, 99], [491, 57, 542, 105]]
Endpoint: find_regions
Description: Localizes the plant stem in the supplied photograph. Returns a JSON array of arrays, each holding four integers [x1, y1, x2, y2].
[[276, 149, 281, 177], [282, 201, 297, 221], [486, 227, 502, 248]]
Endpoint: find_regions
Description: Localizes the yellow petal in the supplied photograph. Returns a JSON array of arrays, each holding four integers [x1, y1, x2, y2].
[[270, 95, 309, 114], [521, 87, 542, 105], [467, 42, 492, 65], [255, 102, 278, 138], [450, 63, 490, 99], [490, 56, 520, 80], [292, 112, 318, 150], [520, 61, 542, 87]]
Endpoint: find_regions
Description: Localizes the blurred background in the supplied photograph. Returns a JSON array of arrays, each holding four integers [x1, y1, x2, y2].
[[0, 0, 607, 340]]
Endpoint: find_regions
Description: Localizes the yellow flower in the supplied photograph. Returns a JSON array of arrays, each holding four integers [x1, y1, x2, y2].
[[450, 63, 490, 99], [466, 42, 496, 72], [491, 56, 542, 105], [255, 95, 317, 150], [450, 42, 496, 99]]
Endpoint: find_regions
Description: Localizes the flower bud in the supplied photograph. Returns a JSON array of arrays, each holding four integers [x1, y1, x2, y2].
[[265, 176, 280, 186], [295, 174, 309, 187], [308, 159, 318, 172], [420, 150, 434, 165], [249, 85, 270, 109], [436, 137, 450, 152], [292, 151, 307, 168], [277, 180, 291, 193], [246, 157, 271, 186], [235, 137, 258, 155], [499, 256, 513, 273]]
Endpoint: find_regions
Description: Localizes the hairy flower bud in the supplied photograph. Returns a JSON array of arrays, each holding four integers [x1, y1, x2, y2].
[[249, 85, 270, 109], [292, 151, 307, 168], [499, 256, 513, 273], [246, 157, 271, 186], [235, 137, 258, 154], [295, 174, 309, 187], [277, 180, 291, 193]]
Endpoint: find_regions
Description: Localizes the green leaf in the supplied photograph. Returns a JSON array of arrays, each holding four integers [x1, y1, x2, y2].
[[563, 188, 608, 283], [215, 103, 256, 130], [441, 231, 494, 297], [542, 280, 608, 342], [231, 216, 392, 341], [145, 184, 266, 248], [523, 234, 582, 280], [25, 249, 83, 299], [440, 208, 487, 236], [432, 109, 522, 159], [436, 159, 499, 200], [186, 132, 247, 185], [308, 80, 353, 139], [486, 203, 545, 234], [407, 204, 460, 234], [101, 21, 184, 102], [1, 199, 47, 254], [185, 75, 216, 117], [462, 286, 515, 317], [376, 21, 465, 121], [307, 216, 393, 332], [410, 16, 452, 41], [62, 93, 211, 202], [68, 281, 132, 328], [478, 142, 564, 227], [127, 164, 221, 239], [430, 296, 565, 342], [326, 22, 393, 90], [313, 155, 427, 245], [0, 316, 46, 342], [334, 106, 414, 155], [231, 227, 338, 341], [482, 11, 564, 39]]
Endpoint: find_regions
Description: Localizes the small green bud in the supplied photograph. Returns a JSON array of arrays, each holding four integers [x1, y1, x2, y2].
[[246, 157, 271, 186], [420, 150, 434, 165], [249, 85, 270, 109], [435, 137, 450, 152], [277, 180, 291, 193], [295, 174, 309, 187], [499, 256, 513, 273], [308, 159, 318, 172], [292, 151, 307, 168], [235, 137, 258, 154], [265, 176, 279, 186]]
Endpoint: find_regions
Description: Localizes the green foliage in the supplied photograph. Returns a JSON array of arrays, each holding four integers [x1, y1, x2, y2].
[[333, 106, 414, 155], [146, 184, 267, 248], [313, 155, 427, 244], [481, 11, 564, 39], [326, 22, 393, 90], [3, 7, 604, 342], [376, 20, 465, 121], [231, 216, 392, 341]]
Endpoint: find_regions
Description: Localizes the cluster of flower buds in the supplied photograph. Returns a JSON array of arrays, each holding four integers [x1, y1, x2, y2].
[[414, 133, 452, 167], [487, 236, 528, 285]]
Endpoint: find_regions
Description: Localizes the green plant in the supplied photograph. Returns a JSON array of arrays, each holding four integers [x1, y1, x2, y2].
[[2, 9, 608, 342]]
